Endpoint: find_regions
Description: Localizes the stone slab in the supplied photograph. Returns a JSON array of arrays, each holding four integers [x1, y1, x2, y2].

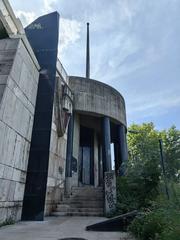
[[0, 216, 134, 240]]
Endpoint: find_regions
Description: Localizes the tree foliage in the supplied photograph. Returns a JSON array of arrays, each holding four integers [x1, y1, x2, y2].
[[116, 123, 180, 240], [127, 123, 180, 181]]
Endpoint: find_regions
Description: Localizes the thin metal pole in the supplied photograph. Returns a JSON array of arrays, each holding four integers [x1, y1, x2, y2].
[[86, 22, 90, 79], [159, 139, 170, 200]]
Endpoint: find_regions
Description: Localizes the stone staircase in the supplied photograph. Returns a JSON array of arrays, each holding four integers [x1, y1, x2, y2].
[[52, 186, 104, 217]]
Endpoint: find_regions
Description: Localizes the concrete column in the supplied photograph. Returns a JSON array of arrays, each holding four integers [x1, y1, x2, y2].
[[65, 114, 74, 177], [114, 142, 121, 175], [117, 124, 128, 175], [102, 117, 112, 172], [94, 132, 99, 187]]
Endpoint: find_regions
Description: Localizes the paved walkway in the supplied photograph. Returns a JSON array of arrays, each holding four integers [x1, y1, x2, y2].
[[0, 216, 134, 240]]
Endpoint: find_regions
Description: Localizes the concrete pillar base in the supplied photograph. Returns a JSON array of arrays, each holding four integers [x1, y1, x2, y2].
[[104, 171, 117, 215]]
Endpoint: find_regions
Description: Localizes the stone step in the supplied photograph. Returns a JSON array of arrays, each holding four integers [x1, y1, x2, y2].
[[72, 186, 103, 190], [52, 211, 104, 217], [62, 202, 104, 208], [71, 192, 103, 197], [71, 189, 103, 193], [56, 206, 104, 213], [69, 193, 104, 199], [71, 187, 103, 193], [67, 196, 103, 201], [70, 190, 104, 194], [62, 199, 104, 204], [53, 187, 104, 217]]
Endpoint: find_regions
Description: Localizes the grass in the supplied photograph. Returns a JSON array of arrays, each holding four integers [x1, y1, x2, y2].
[[0, 218, 15, 228]]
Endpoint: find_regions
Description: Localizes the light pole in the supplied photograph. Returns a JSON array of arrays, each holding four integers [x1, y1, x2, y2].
[[159, 139, 170, 199]]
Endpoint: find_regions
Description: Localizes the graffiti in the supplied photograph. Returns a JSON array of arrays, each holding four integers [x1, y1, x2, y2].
[[105, 171, 116, 214], [105, 188, 116, 209], [105, 172, 114, 188], [27, 23, 43, 30]]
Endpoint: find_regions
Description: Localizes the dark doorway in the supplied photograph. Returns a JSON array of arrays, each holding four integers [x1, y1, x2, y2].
[[79, 126, 94, 185]]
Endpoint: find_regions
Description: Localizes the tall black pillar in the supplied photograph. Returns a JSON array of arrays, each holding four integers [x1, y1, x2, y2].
[[114, 142, 121, 175], [21, 12, 59, 221], [65, 115, 74, 177], [102, 117, 112, 172], [117, 124, 128, 175]]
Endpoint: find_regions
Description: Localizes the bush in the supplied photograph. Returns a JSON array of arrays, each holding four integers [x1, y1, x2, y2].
[[129, 210, 168, 240], [0, 218, 15, 228], [161, 226, 180, 240], [116, 165, 160, 215], [128, 192, 180, 240]]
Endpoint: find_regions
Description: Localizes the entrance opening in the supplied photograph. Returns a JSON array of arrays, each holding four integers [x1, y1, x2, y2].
[[111, 143, 115, 170], [79, 126, 94, 185]]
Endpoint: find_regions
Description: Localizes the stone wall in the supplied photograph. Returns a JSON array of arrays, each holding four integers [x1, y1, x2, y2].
[[45, 105, 67, 215], [0, 38, 39, 223]]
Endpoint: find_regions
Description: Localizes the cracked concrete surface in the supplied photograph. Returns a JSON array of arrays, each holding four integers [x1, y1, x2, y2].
[[0, 216, 135, 240]]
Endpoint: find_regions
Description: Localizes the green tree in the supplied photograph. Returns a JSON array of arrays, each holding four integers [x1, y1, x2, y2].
[[160, 126, 180, 181], [127, 123, 180, 182]]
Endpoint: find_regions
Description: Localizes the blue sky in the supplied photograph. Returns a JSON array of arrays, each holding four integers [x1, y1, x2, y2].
[[9, 0, 180, 130]]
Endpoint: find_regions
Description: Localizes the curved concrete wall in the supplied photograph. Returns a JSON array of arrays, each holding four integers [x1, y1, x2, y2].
[[69, 76, 127, 126]]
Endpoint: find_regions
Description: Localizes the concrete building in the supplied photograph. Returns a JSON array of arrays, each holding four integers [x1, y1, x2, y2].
[[0, 0, 127, 223]]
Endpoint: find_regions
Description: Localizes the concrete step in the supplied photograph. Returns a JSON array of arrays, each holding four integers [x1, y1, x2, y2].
[[58, 201, 104, 208], [72, 186, 103, 190], [70, 191, 104, 195], [70, 192, 103, 197], [63, 203, 104, 208], [52, 211, 104, 217], [56, 206, 104, 213], [67, 196, 103, 201], [71, 189, 103, 194], [60, 199, 104, 206], [52, 186, 104, 217]]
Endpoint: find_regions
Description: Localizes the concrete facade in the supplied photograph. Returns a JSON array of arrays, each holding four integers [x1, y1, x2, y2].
[[0, 1, 71, 223], [66, 76, 127, 191], [45, 66, 70, 215], [45, 105, 67, 215], [69, 76, 126, 125], [0, 0, 128, 223], [0, 38, 39, 223]]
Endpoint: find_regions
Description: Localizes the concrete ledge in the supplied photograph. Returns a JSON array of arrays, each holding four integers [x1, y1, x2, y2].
[[69, 76, 127, 126]]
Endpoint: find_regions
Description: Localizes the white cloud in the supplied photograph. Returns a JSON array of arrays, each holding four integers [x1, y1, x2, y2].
[[117, 0, 139, 24], [43, 0, 58, 13], [14, 8, 82, 58], [15, 10, 36, 26], [128, 90, 180, 118], [58, 18, 82, 56]]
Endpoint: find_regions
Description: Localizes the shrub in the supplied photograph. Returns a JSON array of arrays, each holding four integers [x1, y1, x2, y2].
[[0, 218, 15, 228], [129, 210, 167, 240], [116, 167, 160, 215], [129, 192, 180, 240]]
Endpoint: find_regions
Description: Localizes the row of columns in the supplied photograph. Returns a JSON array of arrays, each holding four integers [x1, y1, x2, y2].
[[102, 116, 128, 175], [65, 115, 128, 179], [118, 124, 128, 175]]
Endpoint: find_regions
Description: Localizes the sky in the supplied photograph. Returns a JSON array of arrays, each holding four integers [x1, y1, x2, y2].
[[9, 0, 180, 130]]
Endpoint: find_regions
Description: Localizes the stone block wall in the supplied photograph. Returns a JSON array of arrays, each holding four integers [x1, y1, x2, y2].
[[0, 38, 39, 223], [45, 106, 67, 215]]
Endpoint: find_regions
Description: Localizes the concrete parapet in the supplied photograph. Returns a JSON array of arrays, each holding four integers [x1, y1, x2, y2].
[[69, 76, 127, 126]]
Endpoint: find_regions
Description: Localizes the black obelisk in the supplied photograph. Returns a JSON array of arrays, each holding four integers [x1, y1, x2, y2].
[[22, 12, 59, 221]]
